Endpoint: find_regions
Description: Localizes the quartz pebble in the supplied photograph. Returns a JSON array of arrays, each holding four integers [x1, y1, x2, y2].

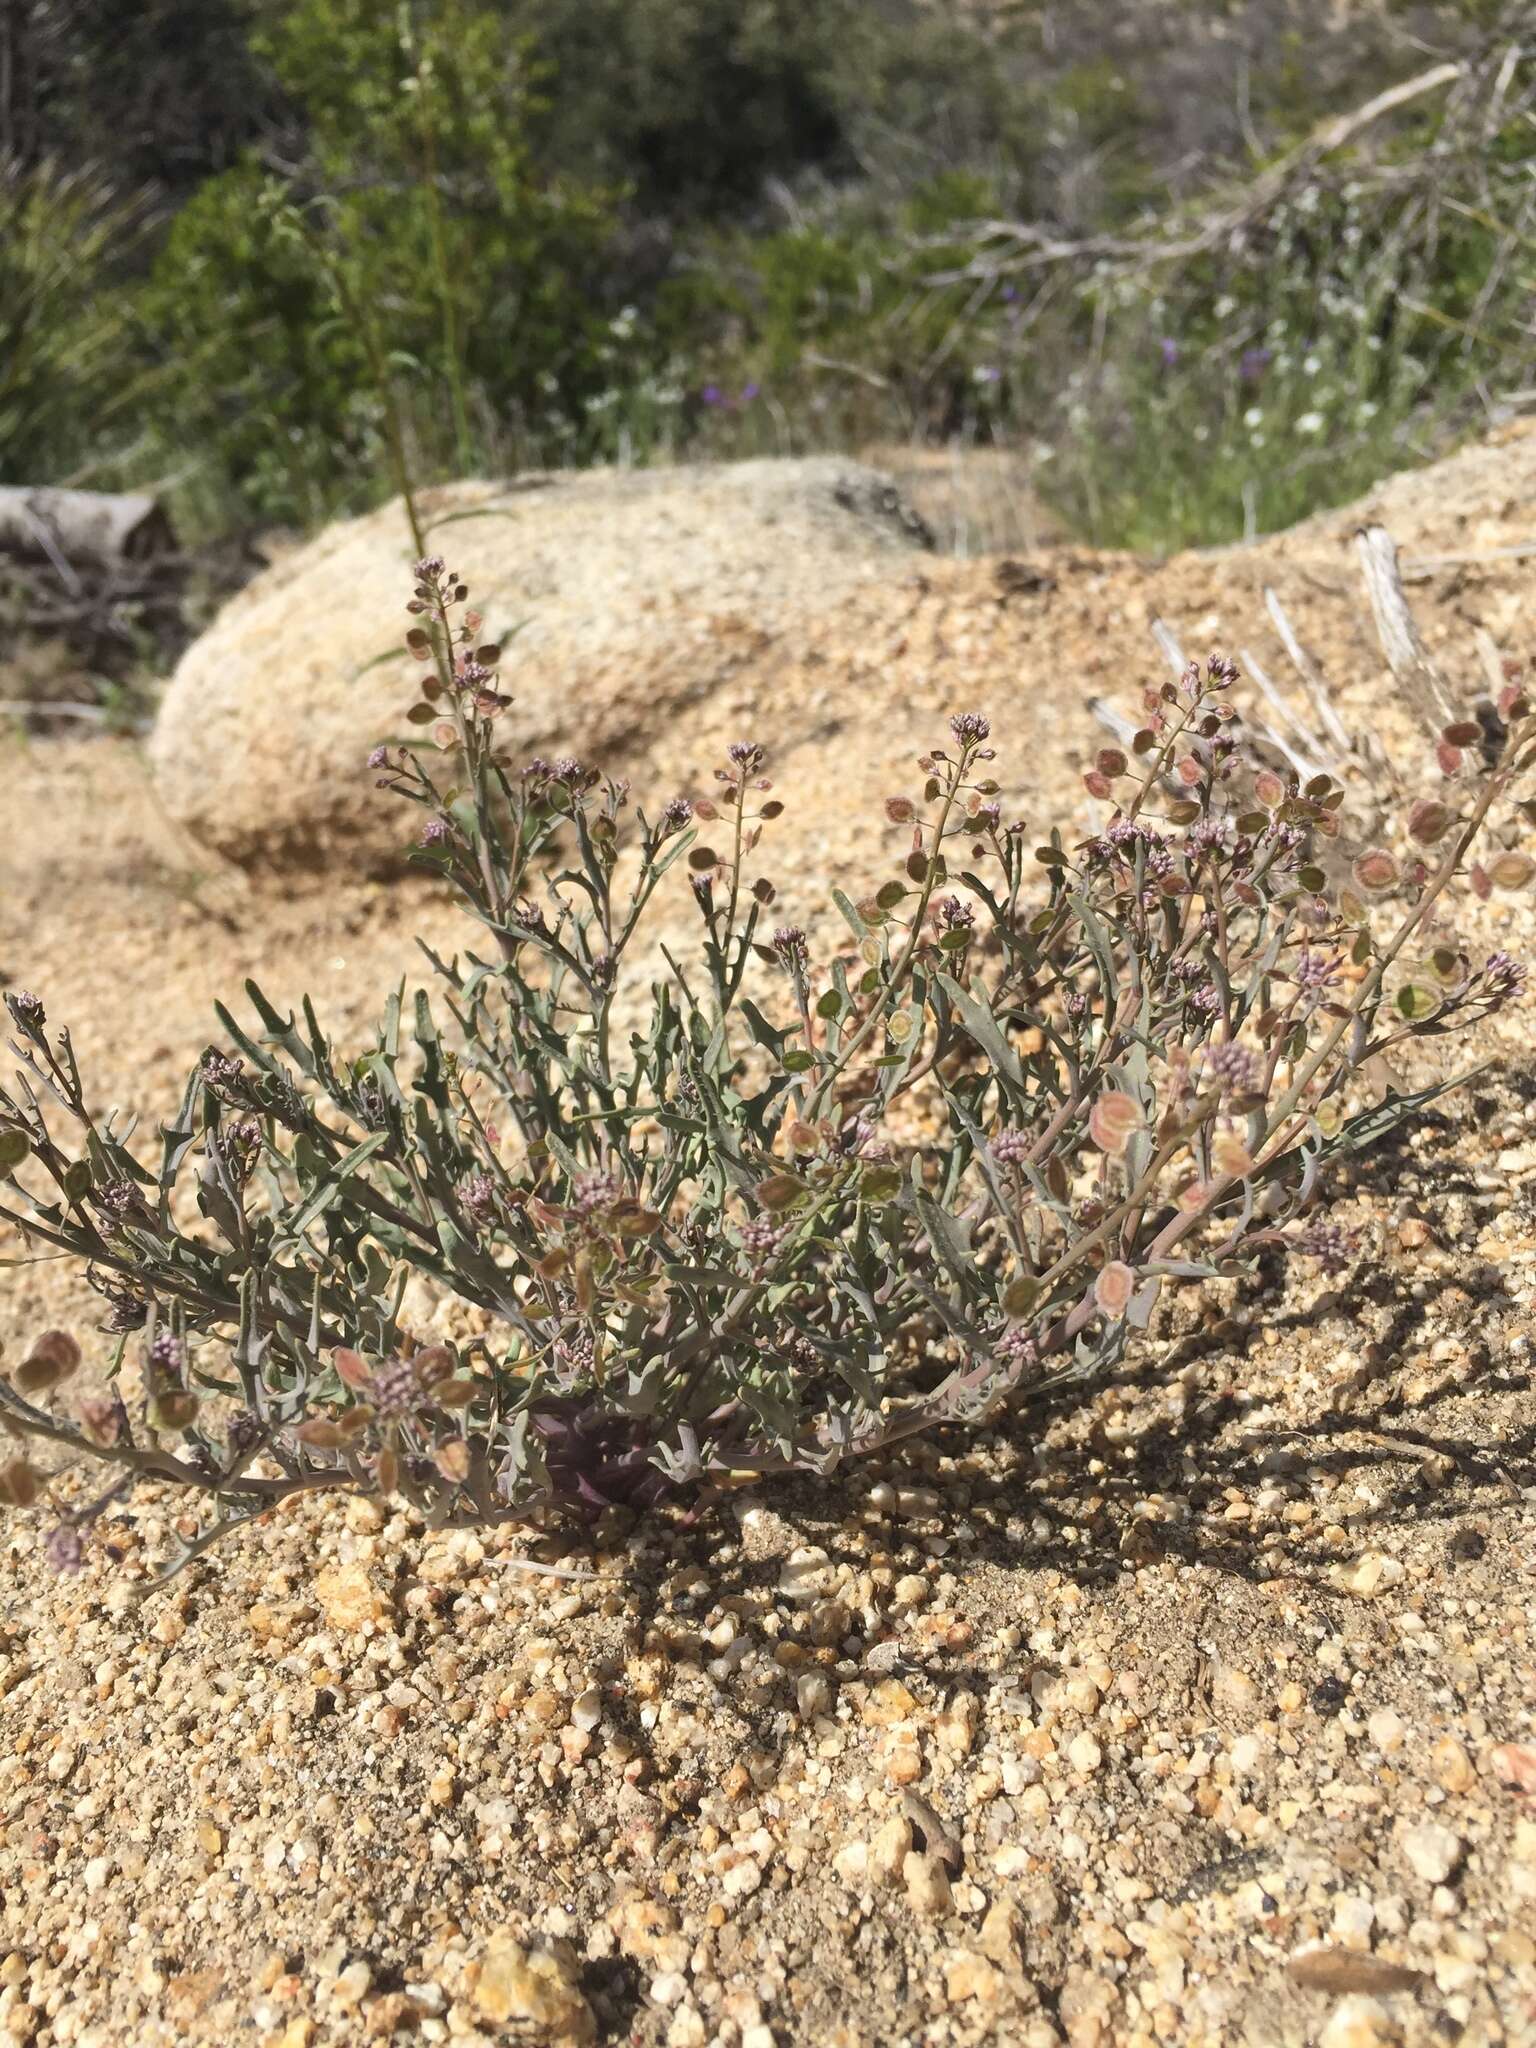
[[474, 1938, 594, 2044], [1401, 1822, 1462, 1886], [1320, 1996, 1405, 2048], [904, 1851, 954, 1917]]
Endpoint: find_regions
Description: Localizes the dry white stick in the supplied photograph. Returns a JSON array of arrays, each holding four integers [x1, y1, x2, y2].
[[1355, 524, 1463, 734], [1263, 585, 1356, 757]]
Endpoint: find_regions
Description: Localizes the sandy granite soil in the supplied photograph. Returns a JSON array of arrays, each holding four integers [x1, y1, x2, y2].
[[1, 440, 1535, 2048]]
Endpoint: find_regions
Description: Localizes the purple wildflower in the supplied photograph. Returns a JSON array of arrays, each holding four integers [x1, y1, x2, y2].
[[994, 1325, 1039, 1372], [572, 1169, 621, 1217], [1159, 337, 1179, 369], [420, 818, 449, 848], [5, 990, 44, 1031], [949, 712, 991, 748], [1239, 347, 1272, 383], [1295, 1220, 1356, 1274], [414, 555, 446, 582], [371, 1355, 422, 1421], [739, 1215, 788, 1263], [728, 740, 765, 775], [1480, 951, 1528, 1005], [1184, 818, 1230, 860], [1207, 1041, 1258, 1097], [45, 1524, 84, 1575], [658, 796, 693, 836], [551, 1330, 597, 1385], [201, 1049, 245, 1099], [458, 1172, 497, 1223], [1295, 949, 1343, 1000], [215, 1116, 263, 1181], [148, 1328, 185, 1378], [772, 926, 809, 971], [992, 1128, 1032, 1166], [96, 1274, 149, 1332]]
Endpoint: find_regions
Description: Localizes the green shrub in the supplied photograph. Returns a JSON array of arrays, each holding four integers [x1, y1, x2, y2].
[[135, 0, 625, 526], [0, 161, 146, 486], [1035, 125, 1536, 551], [658, 171, 1023, 453], [2, 563, 1530, 1574]]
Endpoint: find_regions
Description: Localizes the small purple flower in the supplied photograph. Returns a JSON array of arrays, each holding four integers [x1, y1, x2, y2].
[[1295, 949, 1343, 1000], [658, 796, 693, 836], [1000, 285, 1019, 304], [1239, 346, 1272, 384], [551, 1329, 597, 1385], [741, 382, 761, 402], [5, 990, 44, 1031], [702, 384, 725, 407], [854, 1120, 894, 1164], [992, 1128, 1032, 1166], [772, 926, 809, 972], [97, 1274, 149, 1332], [420, 818, 449, 848], [414, 555, 446, 582], [1207, 1041, 1258, 1097], [45, 1524, 84, 1575], [937, 895, 975, 933], [456, 659, 493, 693], [994, 1325, 1039, 1371], [728, 740, 765, 775], [458, 1172, 497, 1222], [949, 712, 991, 748], [201, 1049, 245, 1098], [1159, 337, 1179, 369], [371, 1355, 422, 1421], [572, 1169, 622, 1217], [149, 1328, 185, 1378], [1480, 950, 1528, 1005], [739, 1214, 788, 1263], [1184, 818, 1230, 861], [1295, 1220, 1356, 1274], [367, 744, 390, 770], [214, 1116, 263, 1182]]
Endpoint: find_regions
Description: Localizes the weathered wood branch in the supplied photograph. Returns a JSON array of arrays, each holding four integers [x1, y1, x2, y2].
[[0, 487, 174, 573]]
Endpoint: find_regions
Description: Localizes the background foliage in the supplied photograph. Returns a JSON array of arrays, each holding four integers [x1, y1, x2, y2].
[[0, 0, 1530, 547]]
